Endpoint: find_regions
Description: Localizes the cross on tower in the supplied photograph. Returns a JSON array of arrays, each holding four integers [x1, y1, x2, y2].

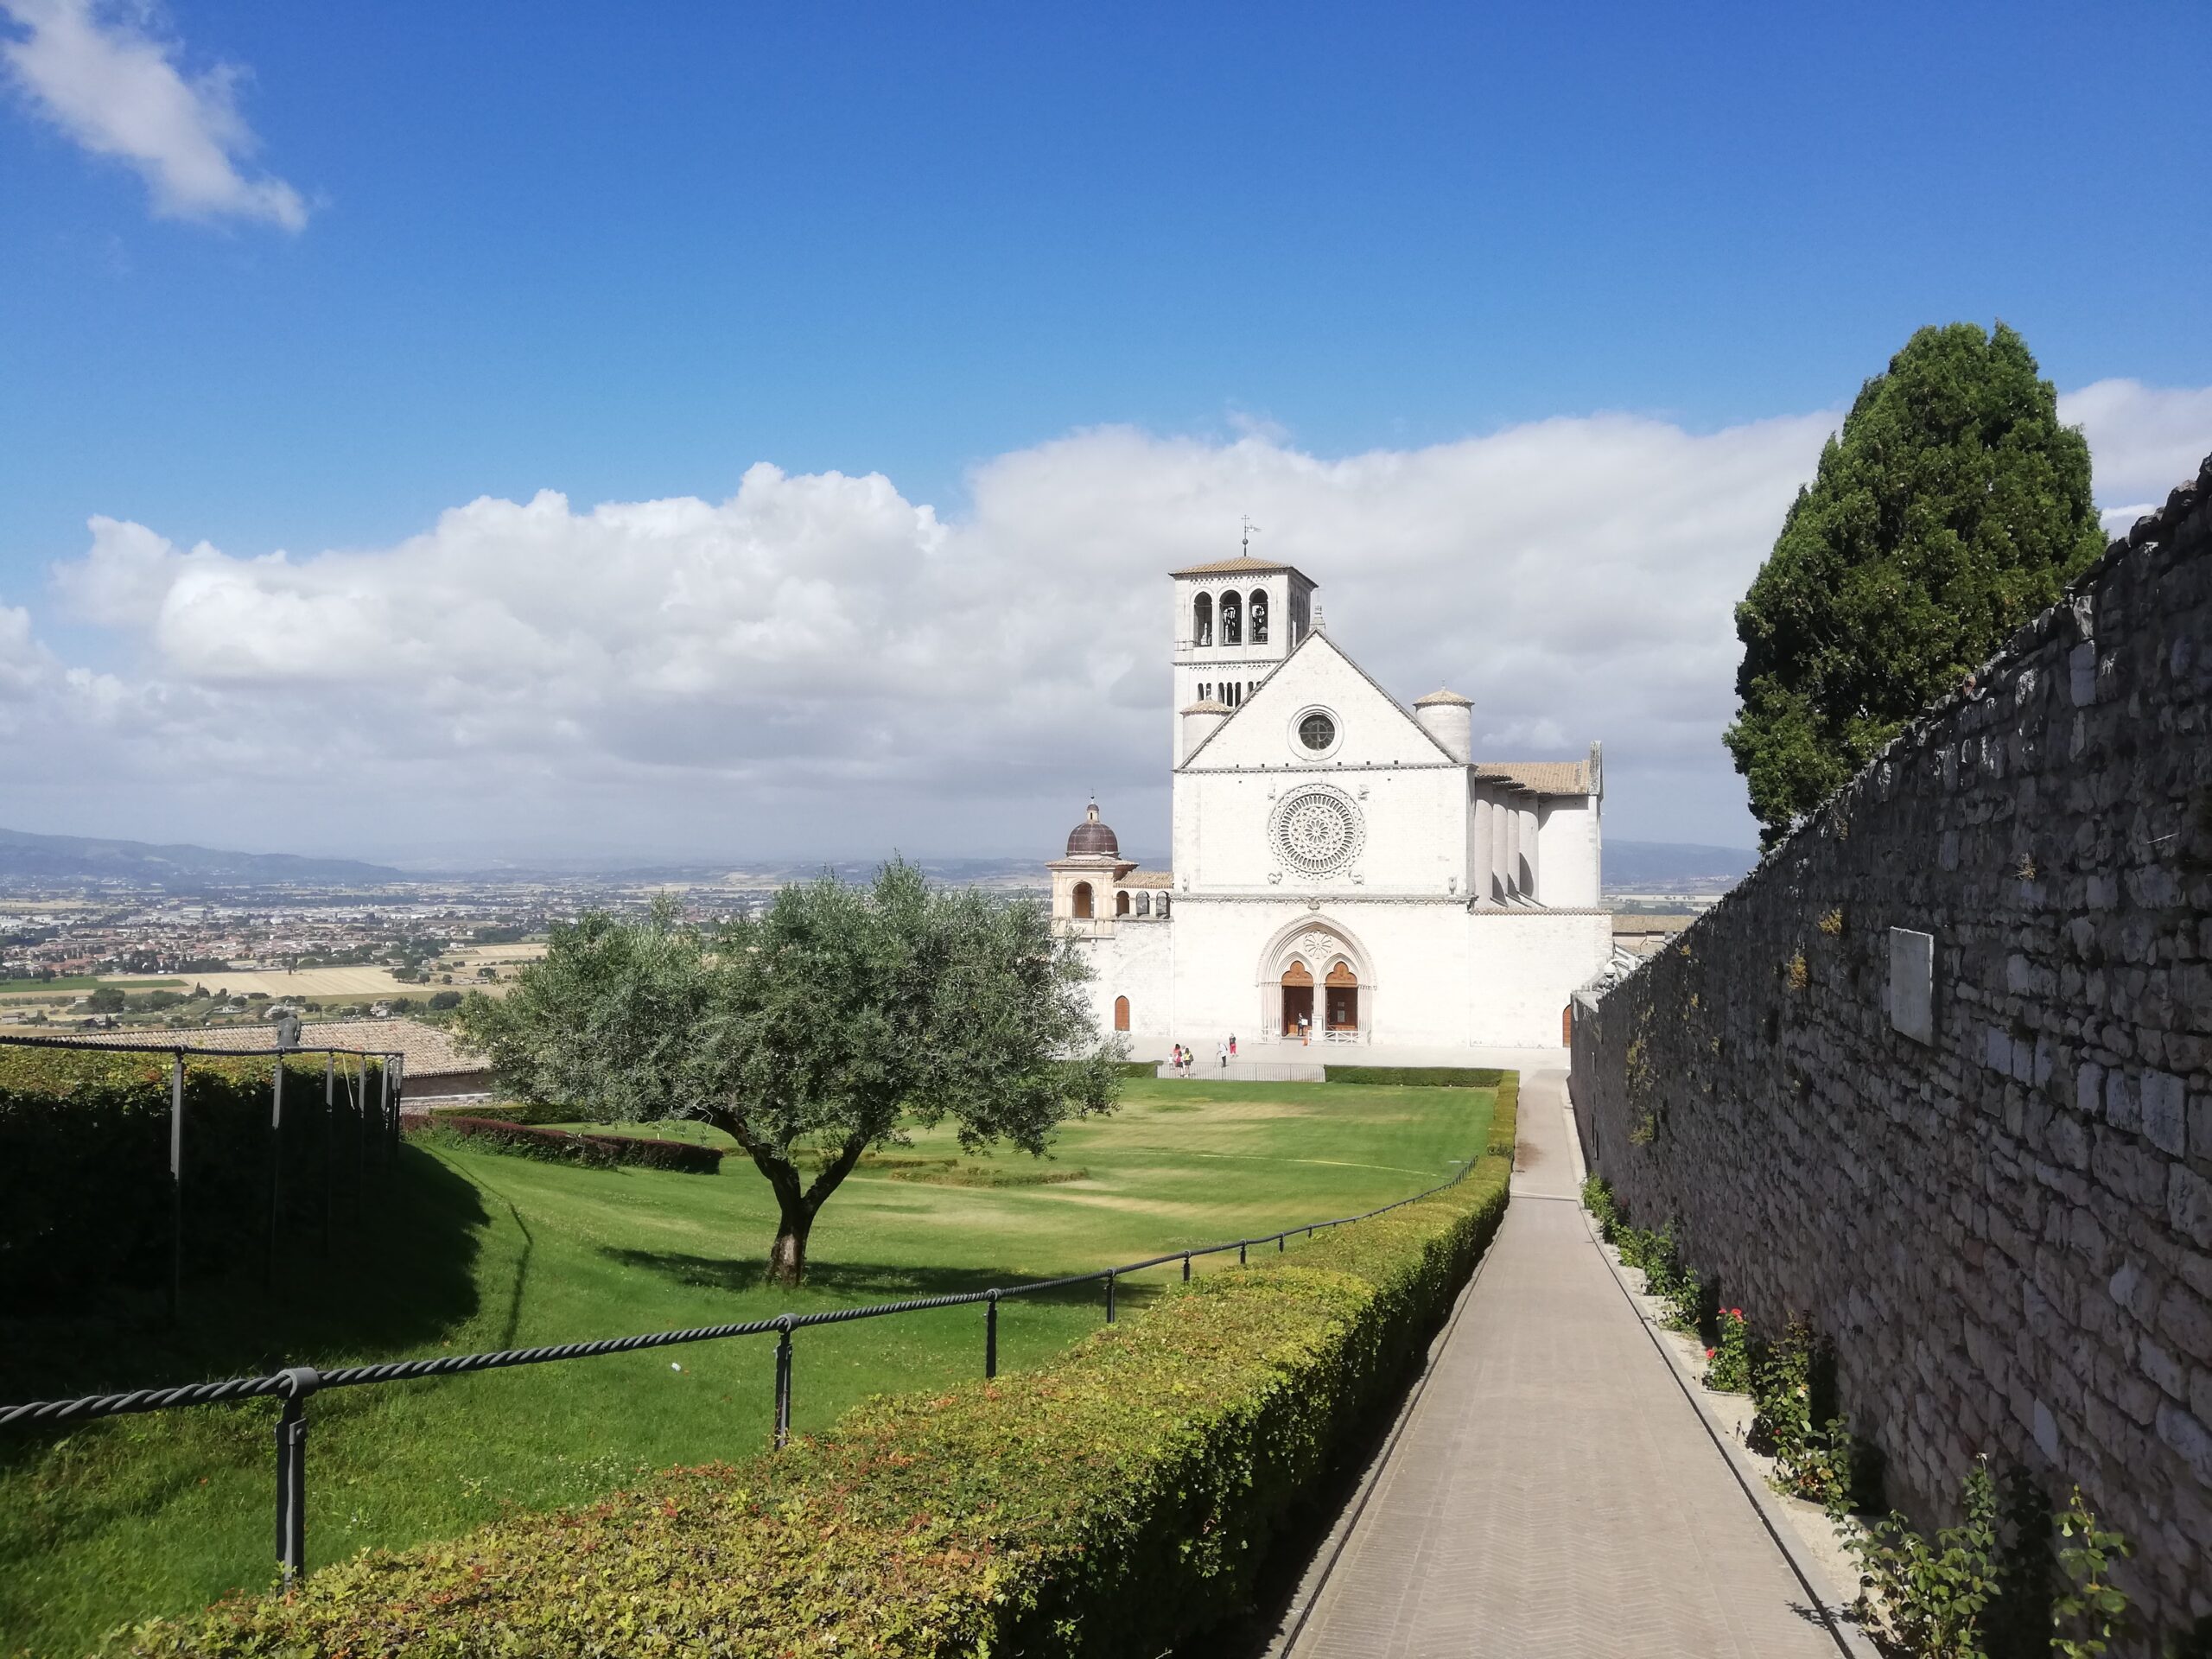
[[1241, 516, 1261, 556]]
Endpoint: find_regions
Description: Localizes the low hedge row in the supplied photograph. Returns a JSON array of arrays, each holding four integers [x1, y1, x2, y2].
[[414, 1114, 724, 1173], [437, 1099, 577, 1126], [130, 1081, 1518, 1657], [1329, 1065, 1509, 1089], [0, 1046, 388, 1311]]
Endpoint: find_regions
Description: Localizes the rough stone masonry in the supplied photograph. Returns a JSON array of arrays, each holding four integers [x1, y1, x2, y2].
[[1570, 451, 2212, 1642]]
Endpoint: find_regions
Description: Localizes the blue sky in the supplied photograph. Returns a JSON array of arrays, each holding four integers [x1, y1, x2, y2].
[[1, 1, 2208, 863]]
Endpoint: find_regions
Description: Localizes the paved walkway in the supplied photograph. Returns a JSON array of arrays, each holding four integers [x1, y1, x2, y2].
[[1286, 1068, 1843, 1658]]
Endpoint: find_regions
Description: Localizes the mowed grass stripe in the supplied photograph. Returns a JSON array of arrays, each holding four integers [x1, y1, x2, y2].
[[0, 1077, 1491, 1657]]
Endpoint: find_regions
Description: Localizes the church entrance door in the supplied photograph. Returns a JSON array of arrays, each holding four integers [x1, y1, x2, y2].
[[1280, 960, 1314, 1037], [1324, 960, 1359, 1037]]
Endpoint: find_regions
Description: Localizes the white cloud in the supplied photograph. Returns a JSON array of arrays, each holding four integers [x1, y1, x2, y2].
[[2063, 379, 2212, 540], [0, 0, 307, 230], [9, 382, 2206, 862]]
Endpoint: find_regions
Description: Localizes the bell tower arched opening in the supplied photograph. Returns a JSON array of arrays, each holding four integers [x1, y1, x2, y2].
[[1071, 881, 1094, 919]]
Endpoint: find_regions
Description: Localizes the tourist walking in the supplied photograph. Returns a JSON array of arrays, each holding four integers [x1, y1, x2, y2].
[[1229, 1033, 1237, 1058], [1217, 1039, 1228, 1070]]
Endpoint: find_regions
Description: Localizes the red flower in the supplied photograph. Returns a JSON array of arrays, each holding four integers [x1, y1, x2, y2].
[[1729, 1307, 1744, 1319], [1705, 1348, 1717, 1359]]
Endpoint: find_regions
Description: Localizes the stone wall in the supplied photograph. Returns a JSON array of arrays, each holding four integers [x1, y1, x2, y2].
[[1570, 454, 2212, 1640]]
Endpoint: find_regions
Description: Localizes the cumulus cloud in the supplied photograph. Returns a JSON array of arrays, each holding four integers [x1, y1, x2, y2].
[[10, 381, 2207, 862], [0, 0, 307, 230], [2062, 379, 2212, 537]]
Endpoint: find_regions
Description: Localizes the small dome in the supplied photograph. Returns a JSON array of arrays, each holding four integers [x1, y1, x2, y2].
[[1414, 687, 1473, 707], [1065, 799, 1119, 857]]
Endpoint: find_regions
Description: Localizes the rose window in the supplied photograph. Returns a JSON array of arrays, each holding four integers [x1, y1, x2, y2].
[[1268, 787, 1364, 876]]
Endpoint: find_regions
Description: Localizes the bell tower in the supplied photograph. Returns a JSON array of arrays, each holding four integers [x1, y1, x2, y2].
[[1168, 538, 1317, 765]]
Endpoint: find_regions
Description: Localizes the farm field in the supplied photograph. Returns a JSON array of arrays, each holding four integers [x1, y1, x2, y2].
[[0, 1075, 1497, 1656]]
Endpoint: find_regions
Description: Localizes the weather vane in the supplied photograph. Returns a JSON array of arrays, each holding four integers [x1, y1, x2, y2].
[[1241, 515, 1261, 556]]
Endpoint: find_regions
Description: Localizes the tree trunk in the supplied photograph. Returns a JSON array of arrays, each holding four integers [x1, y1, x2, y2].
[[766, 1197, 813, 1287]]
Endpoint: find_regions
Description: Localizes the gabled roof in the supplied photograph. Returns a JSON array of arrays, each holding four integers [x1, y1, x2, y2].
[[1179, 626, 1459, 767], [1168, 555, 1315, 581]]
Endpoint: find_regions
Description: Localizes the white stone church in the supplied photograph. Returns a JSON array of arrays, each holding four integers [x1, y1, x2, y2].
[[1050, 553, 1610, 1050]]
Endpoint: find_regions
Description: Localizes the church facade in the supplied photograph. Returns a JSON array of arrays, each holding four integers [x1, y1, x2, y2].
[[1049, 554, 1610, 1050]]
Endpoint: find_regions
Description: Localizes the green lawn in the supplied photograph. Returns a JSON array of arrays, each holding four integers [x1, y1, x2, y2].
[[0, 1077, 1493, 1656]]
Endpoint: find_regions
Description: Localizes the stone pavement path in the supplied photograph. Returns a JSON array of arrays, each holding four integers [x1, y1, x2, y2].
[[1286, 1069, 1843, 1658]]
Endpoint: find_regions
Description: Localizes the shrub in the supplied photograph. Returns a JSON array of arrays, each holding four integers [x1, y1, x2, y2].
[[1749, 1317, 1866, 1509], [413, 1116, 722, 1174], [1329, 1065, 1507, 1088], [443, 1100, 580, 1127], [129, 1092, 1518, 1658], [0, 1046, 387, 1312], [1705, 1306, 1751, 1392], [1581, 1174, 1622, 1242]]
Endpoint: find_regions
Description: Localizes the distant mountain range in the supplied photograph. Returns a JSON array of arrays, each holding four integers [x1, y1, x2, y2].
[[0, 824, 1758, 895], [0, 827, 404, 888], [1602, 839, 1758, 892]]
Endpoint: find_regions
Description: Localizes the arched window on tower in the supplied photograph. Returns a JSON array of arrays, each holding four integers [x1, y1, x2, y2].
[[1115, 889, 1131, 917], [1071, 881, 1094, 919], [1249, 591, 1268, 644], [1220, 590, 1242, 646], [1114, 995, 1130, 1032], [1134, 890, 1151, 916], [1192, 593, 1211, 647]]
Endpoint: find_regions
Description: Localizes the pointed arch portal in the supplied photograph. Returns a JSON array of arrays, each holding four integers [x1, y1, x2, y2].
[[1259, 917, 1373, 1043]]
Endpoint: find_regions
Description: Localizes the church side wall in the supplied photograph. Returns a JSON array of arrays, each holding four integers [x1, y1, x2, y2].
[[1567, 467, 2212, 1637], [1536, 797, 1601, 908], [1073, 922, 1176, 1039], [1466, 910, 1610, 1046]]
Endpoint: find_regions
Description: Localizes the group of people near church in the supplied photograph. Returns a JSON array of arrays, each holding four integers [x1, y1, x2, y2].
[[1166, 1033, 1241, 1077]]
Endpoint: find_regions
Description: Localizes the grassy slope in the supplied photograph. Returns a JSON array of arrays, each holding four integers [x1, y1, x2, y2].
[[0, 1078, 1491, 1656]]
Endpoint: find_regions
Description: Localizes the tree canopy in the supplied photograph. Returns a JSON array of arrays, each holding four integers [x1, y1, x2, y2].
[[1724, 321, 2106, 847], [456, 863, 1122, 1283]]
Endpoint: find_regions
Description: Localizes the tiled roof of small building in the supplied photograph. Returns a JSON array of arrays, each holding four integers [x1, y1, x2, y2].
[[1476, 760, 1595, 796], [1118, 869, 1173, 887], [1179, 698, 1231, 715], [1413, 687, 1474, 707]]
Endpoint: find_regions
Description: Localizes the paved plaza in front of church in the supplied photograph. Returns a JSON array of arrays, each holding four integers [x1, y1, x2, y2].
[[1263, 1066, 1871, 1658]]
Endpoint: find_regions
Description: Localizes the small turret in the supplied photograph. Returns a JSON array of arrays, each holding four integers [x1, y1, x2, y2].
[[1413, 687, 1473, 764], [1179, 698, 1230, 764]]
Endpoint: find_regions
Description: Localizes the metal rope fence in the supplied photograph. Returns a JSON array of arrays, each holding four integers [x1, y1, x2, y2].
[[0, 1132, 1490, 1588]]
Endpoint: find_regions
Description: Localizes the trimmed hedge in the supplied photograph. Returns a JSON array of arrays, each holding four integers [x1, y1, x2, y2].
[[414, 1114, 724, 1173], [431, 1099, 577, 1126], [0, 1046, 388, 1312], [129, 1081, 1519, 1658], [1328, 1065, 1508, 1089]]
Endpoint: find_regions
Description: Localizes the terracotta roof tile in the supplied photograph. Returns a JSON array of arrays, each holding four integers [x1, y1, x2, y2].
[[1476, 760, 1594, 795], [60, 1017, 487, 1077]]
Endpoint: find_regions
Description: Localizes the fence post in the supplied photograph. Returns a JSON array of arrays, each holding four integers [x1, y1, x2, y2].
[[772, 1319, 794, 1449], [1277, 1232, 1285, 1253], [356, 1056, 369, 1190], [322, 1053, 335, 1257], [388, 1055, 404, 1160], [380, 1060, 394, 1167], [1105, 1271, 1116, 1324], [984, 1290, 999, 1380], [169, 1051, 185, 1322], [266, 1058, 285, 1292], [1182, 1252, 1191, 1283], [272, 1367, 321, 1589], [1238, 1240, 1247, 1265]]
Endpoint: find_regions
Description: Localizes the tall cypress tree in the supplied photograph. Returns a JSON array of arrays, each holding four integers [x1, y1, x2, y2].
[[1725, 322, 2106, 847]]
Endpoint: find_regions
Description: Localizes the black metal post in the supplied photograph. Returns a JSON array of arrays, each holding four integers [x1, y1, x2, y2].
[[272, 1367, 320, 1589], [321, 1053, 335, 1258], [1238, 1240, 1247, 1264], [356, 1057, 369, 1191], [265, 1059, 285, 1292], [1182, 1252, 1191, 1283], [169, 1051, 185, 1322], [379, 1060, 394, 1167], [772, 1319, 793, 1449], [1278, 1232, 1286, 1253], [984, 1290, 999, 1379], [1105, 1270, 1116, 1324], [388, 1055, 404, 1160]]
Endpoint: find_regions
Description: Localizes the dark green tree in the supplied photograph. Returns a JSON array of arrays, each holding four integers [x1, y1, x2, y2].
[[457, 864, 1122, 1285], [1725, 322, 2106, 846]]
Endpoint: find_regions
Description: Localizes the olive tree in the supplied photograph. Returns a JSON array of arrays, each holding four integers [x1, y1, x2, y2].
[[458, 862, 1122, 1284]]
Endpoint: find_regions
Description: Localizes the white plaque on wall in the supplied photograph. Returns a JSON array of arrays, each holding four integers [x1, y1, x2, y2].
[[1890, 927, 1936, 1045]]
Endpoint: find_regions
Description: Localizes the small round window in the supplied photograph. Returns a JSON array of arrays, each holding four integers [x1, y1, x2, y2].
[[1299, 713, 1337, 752]]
